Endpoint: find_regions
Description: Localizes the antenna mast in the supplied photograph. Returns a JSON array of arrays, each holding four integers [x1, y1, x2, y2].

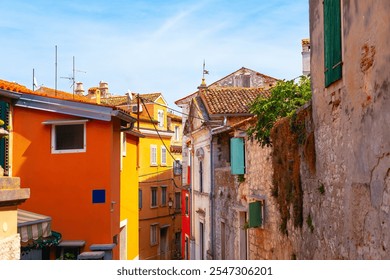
[[60, 56, 86, 96]]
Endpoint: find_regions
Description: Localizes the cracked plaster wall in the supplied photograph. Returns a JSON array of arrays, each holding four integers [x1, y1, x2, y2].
[[302, 0, 390, 259]]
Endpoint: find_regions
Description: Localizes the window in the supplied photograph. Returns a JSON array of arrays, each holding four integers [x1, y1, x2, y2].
[[121, 132, 127, 156], [230, 138, 245, 174], [161, 186, 167, 206], [199, 222, 204, 260], [173, 160, 182, 176], [185, 195, 189, 215], [185, 235, 189, 260], [174, 125, 179, 141], [51, 121, 87, 154], [150, 224, 158, 245], [242, 74, 250, 88], [175, 192, 181, 212], [151, 187, 158, 207], [0, 101, 10, 175], [158, 109, 164, 127], [150, 145, 157, 166], [139, 189, 142, 209], [324, 0, 342, 87], [161, 146, 167, 166], [248, 200, 264, 228], [199, 161, 203, 192]]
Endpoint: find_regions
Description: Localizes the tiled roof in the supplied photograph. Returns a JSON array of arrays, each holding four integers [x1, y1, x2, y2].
[[0, 80, 34, 94], [175, 67, 278, 105], [167, 112, 182, 121], [200, 87, 269, 115], [139, 93, 162, 103], [35, 86, 92, 103], [101, 92, 162, 106], [101, 95, 129, 106]]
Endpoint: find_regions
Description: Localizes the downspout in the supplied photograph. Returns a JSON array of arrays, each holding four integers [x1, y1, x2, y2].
[[210, 134, 215, 259], [209, 116, 228, 260]]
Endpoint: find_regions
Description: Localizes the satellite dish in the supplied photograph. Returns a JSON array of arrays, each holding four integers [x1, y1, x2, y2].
[[127, 89, 133, 100]]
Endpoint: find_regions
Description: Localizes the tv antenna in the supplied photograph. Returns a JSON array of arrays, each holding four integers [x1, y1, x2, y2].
[[60, 56, 86, 95]]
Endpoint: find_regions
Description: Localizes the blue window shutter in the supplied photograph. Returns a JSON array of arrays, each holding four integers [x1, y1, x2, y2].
[[230, 138, 245, 174], [249, 201, 263, 228], [324, 0, 342, 87]]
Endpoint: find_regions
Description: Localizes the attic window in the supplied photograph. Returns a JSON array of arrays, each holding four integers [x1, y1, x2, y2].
[[242, 74, 250, 88]]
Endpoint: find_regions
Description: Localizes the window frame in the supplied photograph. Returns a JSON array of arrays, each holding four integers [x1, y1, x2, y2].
[[150, 223, 158, 246], [185, 195, 189, 216], [44, 119, 88, 154], [150, 144, 157, 166], [175, 191, 181, 212], [157, 109, 164, 127], [151, 187, 158, 208], [161, 146, 167, 166], [174, 125, 179, 141], [121, 132, 127, 157], [161, 186, 167, 206], [139, 189, 142, 209]]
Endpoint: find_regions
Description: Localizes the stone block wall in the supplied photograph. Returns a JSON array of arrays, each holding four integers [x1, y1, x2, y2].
[[0, 234, 20, 260]]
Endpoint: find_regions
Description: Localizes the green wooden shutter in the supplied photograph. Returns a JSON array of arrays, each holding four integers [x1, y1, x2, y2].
[[0, 101, 9, 172], [230, 137, 245, 174], [324, 0, 342, 87], [249, 201, 263, 228]]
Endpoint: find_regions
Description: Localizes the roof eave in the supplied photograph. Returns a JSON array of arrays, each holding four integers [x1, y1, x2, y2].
[[0, 89, 22, 100]]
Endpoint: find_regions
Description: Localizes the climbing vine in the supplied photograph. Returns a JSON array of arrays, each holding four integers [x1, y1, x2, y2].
[[247, 76, 311, 147]]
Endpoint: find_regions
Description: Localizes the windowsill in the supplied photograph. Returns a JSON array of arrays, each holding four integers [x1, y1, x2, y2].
[[52, 148, 86, 154], [150, 164, 158, 167], [150, 206, 158, 209]]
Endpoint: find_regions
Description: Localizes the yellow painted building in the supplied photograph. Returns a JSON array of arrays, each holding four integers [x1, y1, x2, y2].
[[119, 130, 142, 260], [101, 90, 182, 260]]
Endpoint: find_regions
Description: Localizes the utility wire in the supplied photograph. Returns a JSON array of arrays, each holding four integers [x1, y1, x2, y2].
[[140, 97, 179, 162], [139, 95, 208, 122]]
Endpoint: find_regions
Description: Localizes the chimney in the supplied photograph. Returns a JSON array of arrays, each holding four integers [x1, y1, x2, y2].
[[95, 89, 101, 104], [75, 82, 85, 95], [99, 81, 109, 97], [301, 38, 310, 76]]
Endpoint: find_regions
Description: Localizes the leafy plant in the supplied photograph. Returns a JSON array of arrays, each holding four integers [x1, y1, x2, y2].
[[318, 183, 325, 195], [306, 213, 314, 233], [237, 174, 245, 183], [247, 76, 311, 147]]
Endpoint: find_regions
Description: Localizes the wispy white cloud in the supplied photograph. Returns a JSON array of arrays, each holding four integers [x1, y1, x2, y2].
[[0, 0, 309, 108]]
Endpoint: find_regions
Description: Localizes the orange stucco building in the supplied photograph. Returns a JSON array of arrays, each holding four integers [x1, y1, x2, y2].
[[1, 80, 136, 259]]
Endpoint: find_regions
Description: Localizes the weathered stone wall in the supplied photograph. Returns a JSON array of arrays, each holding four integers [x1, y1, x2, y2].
[[0, 234, 20, 260], [289, 0, 390, 259], [244, 137, 293, 260]]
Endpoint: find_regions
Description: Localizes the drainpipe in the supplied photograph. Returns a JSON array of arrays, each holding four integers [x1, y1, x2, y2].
[[209, 115, 228, 260], [210, 134, 215, 260]]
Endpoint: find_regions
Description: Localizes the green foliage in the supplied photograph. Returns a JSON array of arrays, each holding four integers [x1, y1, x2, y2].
[[248, 76, 311, 146], [237, 174, 245, 183], [306, 213, 314, 233], [318, 183, 325, 195]]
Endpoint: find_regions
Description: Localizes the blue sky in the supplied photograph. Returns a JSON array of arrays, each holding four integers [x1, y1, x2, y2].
[[0, 0, 309, 110]]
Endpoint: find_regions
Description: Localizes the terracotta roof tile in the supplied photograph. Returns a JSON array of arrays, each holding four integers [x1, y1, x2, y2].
[[0, 80, 34, 94], [200, 87, 269, 115], [35, 86, 93, 103], [101, 95, 129, 106]]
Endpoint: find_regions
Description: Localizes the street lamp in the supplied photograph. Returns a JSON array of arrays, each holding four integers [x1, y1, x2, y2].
[[168, 198, 175, 220]]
